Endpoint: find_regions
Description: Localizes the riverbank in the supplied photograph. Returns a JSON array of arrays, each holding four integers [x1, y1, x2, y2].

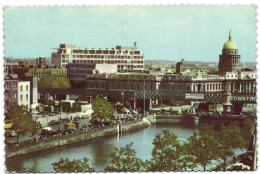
[[6, 115, 156, 158], [209, 153, 247, 171]]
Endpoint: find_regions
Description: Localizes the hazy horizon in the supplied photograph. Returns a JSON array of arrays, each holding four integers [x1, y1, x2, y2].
[[4, 6, 256, 62]]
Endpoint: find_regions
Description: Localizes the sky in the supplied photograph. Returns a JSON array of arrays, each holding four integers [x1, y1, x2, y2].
[[4, 5, 256, 62]]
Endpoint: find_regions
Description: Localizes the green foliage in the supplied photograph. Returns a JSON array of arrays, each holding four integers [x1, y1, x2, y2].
[[51, 121, 250, 172], [105, 143, 147, 172], [41, 99, 55, 106], [148, 129, 196, 171], [215, 123, 247, 170], [43, 106, 52, 113], [52, 157, 94, 173], [38, 76, 71, 89], [186, 124, 219, 171], [241, 117, 255, 142], [62, 102, 72, 113], [7, 105, 37, 143], [91, 97, 115, 122], [72, 102, 82, 112]]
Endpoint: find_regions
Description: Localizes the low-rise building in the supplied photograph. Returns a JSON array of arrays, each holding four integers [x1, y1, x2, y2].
[[4, 74, 31, 111], [4, 74, 18, 111], [67, 63, 117, 82]]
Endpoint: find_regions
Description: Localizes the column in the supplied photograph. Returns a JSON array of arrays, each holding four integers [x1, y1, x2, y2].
[[249, 82, 252, 93], [149, 99, 152, 110], [252, 82, 255, 93], [242, 82, 244, 94]]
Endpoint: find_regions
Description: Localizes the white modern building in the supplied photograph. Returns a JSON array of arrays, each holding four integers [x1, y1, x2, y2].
[[51, 42, 144, 71]]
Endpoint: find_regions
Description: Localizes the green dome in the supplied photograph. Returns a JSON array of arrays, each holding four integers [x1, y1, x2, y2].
[[223, 40, 238, 50]]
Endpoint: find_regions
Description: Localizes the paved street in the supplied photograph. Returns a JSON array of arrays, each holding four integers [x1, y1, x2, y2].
[[5, 117, 91, 144]]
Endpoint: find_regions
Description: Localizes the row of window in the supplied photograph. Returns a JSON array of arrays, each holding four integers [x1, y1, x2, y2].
[[193, 83, 224, 92], [64, 59, 144, 66], [226, 74, 238, 78], [68, 49, 141, 55], [160, 85, 190, 91], [4, 81, 17, 88], [68, 64, 96, 69], [5, 91, 17, 98], [20, 85, 29, 92], [20, 94, 29, 102], [68, 70, 93, 74], [62, 54, 143, 59], [87, 83, 154, 90], [29, 70, 67, 74], [117, 65, 144, 69]]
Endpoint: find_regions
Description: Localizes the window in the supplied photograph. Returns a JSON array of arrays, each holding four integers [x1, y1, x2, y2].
[[20, 85, 23, 91], [26, 85, 29, 91], [130, 84, 133, 90], [26, 94, 28, 101], [20, 95, 23, 101]]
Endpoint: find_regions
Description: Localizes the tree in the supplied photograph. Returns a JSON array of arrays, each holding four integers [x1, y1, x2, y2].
[[38, 76, 71, 89], [148, 130, 196, 171], [52, 157, 94, 172], [240, 117, 255, 142], [7, 105, 37, 143], [215, 124, 247, 170], [105, 143, 147, 172], [91, 97, 115, 124], [186, 124, 219, 171], [62, 102, 72, 113], [72, 102, 82, 112]]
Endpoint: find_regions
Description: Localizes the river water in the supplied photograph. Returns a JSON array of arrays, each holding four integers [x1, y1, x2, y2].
[[5, 119, 244, 172]]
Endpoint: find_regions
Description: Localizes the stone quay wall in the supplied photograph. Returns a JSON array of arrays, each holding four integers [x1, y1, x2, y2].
[[6, 115, 156, 158]]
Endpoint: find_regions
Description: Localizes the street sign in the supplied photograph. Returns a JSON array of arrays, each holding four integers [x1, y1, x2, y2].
[[185, 93, 204, 100]]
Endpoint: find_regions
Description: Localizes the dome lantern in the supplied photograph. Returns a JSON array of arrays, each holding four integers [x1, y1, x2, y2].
[[223, 30, 238, 50]]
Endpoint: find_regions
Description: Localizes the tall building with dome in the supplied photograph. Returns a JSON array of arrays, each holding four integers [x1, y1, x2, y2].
[[219, 31, 241, 73]]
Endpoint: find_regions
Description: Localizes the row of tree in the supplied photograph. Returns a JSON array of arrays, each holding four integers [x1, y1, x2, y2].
[[5, 97, 113, 143], [41, 99, 82, 113], [38, 76, 71, 89], [52, 119, 254, 172]]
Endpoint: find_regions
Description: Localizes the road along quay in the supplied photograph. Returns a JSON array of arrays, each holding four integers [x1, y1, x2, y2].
[[5, 115, 156, 158]]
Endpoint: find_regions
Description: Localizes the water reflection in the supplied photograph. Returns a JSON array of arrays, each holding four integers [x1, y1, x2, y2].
[[6, 121, 243, 172]]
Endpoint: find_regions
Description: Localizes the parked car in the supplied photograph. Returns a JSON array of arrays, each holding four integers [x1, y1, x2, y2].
[[41, 127, 52, 136], [64, 123, 76, 131], [48, 120, 60, 126], [61, 118, 70, 123], [121, 108, 130, 114]]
